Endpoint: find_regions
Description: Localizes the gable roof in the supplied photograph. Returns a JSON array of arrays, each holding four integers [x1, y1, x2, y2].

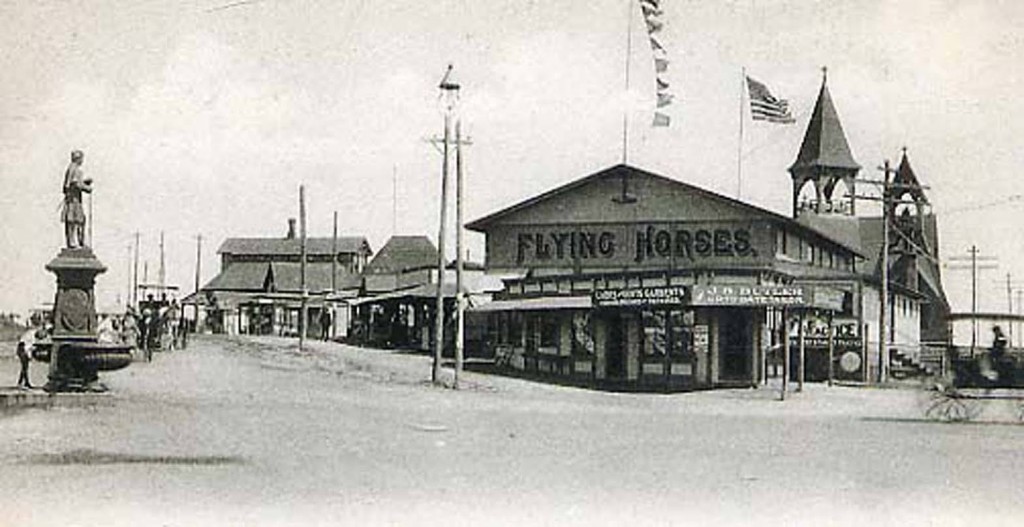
[[268, 262, 362, 293], [789, 80, 860, 173], [364, 236, 438, 275], [466, 164, 863, 257], [201, 262, 269, 292], [217, 237, 372, 257]]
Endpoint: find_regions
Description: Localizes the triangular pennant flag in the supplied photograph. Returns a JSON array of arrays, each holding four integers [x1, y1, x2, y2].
[[655, 58, 668, 73], [640, 0, 661, 9], [656, 77, 670, 91], [653, 112, 670, 127], [657, 92, 674, 108], [641, 4, 663, 18], [645, 18, 664, 34], [649, 36, 664, 53]]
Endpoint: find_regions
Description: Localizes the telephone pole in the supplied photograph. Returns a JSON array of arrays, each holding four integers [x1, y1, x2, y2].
[[947, 247, 998, 356], [133, 232, 140, 307], [331, 211, 338, 293], [852, 156, 933, 383], [299, 185, 308, 352], [433, 65, 459, 385], [879, 160, 891, 383], [159, 231, 166, 289], [194, 234, 202, 327], [454, 119, 465, 390]]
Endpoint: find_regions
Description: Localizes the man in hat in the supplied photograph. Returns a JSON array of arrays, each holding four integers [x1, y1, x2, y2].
[[62, 149, 92, 249]]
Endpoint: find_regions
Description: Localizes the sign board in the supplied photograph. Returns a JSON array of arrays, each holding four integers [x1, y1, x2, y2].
[[593, 286, 688, 307], [692, 325, 709, 355], [691, 284, 810, 307], [809, 287, 846, 311], [789, 315, 861, 349], [486, 221, 774, 270]]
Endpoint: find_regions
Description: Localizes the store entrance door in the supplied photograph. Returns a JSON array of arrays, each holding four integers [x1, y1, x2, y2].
[[719, 309, 753, 381], [605, 312, 627, 379]]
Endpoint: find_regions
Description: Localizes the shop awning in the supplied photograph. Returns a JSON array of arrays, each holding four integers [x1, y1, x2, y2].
[[471, 295, 592, 313]]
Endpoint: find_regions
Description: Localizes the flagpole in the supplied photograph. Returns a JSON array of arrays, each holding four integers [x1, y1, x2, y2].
[[737, 67, 745, 199], [622, 0, 633, 165]]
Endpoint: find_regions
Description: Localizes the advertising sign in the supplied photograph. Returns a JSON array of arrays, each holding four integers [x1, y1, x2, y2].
[[486, 221, 773, 270], [593, 286, 688, 307], [691, 284, 810, 307]]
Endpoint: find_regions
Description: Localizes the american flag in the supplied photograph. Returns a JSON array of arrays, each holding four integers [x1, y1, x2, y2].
[[746, 76, 795, 124]]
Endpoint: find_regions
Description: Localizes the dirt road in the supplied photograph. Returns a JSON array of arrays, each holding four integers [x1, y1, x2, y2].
[[1, 335, 1022, 526]]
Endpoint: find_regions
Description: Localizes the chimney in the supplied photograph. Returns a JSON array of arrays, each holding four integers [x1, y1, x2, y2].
[[286, 218, 297, 239]]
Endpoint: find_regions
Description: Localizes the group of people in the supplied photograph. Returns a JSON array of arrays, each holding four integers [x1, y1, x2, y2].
[[127, 296, 188, 360]]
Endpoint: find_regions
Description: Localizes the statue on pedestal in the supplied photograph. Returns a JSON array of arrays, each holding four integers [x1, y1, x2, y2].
[[39, 149, 132, 392], [62, 149, 92, 249]]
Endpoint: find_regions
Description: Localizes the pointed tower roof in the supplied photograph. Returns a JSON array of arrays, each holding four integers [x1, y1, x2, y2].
[[790, 72, 860, 173], [893, 149, 929, 204]]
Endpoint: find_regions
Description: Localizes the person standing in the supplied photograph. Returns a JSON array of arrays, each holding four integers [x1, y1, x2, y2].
[[320, 309, 332, 341], [16, 342, 32, 389], [62, 149, 92, 249]]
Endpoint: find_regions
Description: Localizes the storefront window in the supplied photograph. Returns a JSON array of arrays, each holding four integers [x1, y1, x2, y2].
[[509, 312, 524, 346], [571, 312, 595, 355], [539, 313, 560, 350], [642, 311, 667, 356], [641, 309, 695, 358], [669, 310, 694, 358]]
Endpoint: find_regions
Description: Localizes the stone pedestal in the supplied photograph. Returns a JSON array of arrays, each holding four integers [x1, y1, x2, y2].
[[43, 248, 131, 392]]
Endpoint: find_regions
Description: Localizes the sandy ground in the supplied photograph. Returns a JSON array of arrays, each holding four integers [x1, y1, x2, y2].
[[1, 335, 1023, 527]]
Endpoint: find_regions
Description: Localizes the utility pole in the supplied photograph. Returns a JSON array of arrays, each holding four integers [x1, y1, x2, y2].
[[159, 231, 166, 289], [194, 234, 202, 329], [332, 211, 338, 293], [1017, 289, 1023, 348], [1007, 273, 1014, 346], [392, 165, 398, 236], [133, 232, 140, 307], [947, 247, 998, 356], [126, 244, 133, 309], [299, 185, 307, 352], [851, 159, 931, 384], [878, 160, 892, 383], [434, 64, 459, 385], [454, 119, 465, 390]]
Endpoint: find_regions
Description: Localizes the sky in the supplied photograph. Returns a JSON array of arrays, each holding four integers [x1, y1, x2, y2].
[[2, 0, 1024, 317]]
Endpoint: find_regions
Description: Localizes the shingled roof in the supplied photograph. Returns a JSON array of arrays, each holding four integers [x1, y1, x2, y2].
[[364, 236, 438, 275], [789, 79, 860, 173], [201, 262, 269, 291], [268, 262, 362, 293], [217, 237, 372, 257]]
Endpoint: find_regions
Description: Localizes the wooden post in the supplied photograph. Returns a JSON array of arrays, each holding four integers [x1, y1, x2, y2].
[[194, 234, 202, 333], [454, 119, 465, 390], [159, 231, 166, 289], [132, 232, 140, 308], [299, 185, 307, 351], [879, 160, 891, 382], [781, 307, 789, 401], [862, 323, 870, 383], [797, 309, 805, 392], [332, 211, 338, 293], [827, 311, 835, 387], [433, 100, 451, 385]]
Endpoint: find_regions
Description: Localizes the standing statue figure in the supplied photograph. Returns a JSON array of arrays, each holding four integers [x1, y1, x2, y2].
[[62, 149, 92, 249]]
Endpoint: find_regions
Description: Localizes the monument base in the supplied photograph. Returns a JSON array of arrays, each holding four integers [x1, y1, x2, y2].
[[43, 247, 132, 393]]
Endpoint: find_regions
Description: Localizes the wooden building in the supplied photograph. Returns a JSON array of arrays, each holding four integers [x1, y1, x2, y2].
[[467, 164, 857, 390], [200, 219, 371, 337]]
